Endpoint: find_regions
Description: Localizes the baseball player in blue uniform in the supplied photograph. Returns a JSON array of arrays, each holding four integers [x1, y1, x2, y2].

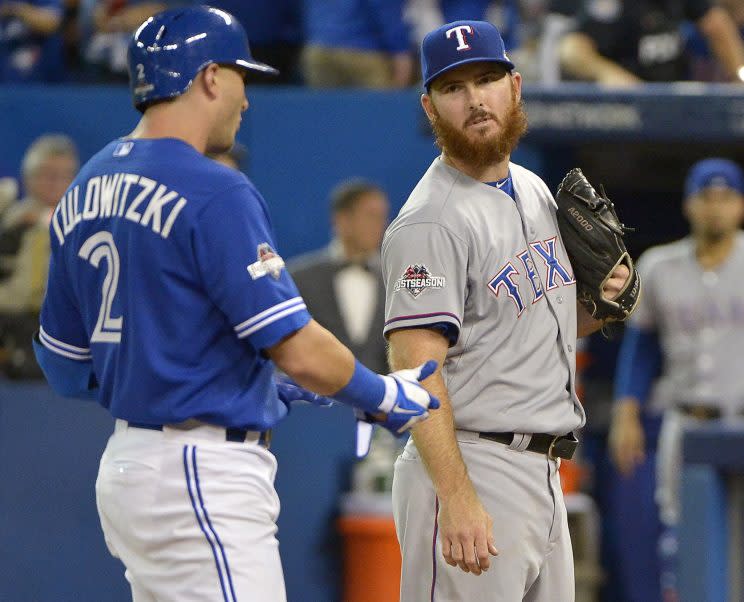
[[32, 7, 439, 601]]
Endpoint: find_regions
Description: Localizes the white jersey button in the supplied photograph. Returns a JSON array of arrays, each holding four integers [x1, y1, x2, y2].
[[557, 296, 564, 303], [567, 344, 573, 352]]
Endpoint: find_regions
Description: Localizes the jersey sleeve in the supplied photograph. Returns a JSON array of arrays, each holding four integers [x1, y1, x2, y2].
[[38, 236, 92, 362], [192, 183, 311, 351], [628, 250, 659, 330], [382, 222, 468, 344]]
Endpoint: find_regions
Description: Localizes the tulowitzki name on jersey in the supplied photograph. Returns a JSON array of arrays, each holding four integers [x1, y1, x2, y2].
[[51, 174, 188, 244]]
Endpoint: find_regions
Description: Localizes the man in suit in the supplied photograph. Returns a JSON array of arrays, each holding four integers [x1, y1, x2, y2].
[[290, 179, 390, 373]]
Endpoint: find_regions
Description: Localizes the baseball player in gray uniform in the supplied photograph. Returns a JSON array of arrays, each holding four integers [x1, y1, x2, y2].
[[382, 20, 631, 601], [610, 158, 744, 596]]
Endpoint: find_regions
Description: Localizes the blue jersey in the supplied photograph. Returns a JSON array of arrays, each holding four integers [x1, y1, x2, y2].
[[38, 138, 311, 430]]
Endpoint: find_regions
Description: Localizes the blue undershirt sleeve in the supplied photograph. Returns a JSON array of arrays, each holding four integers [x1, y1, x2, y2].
[[613, 325, 662, 405]]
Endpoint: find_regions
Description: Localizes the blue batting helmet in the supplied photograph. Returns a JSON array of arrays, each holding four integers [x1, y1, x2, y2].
[[127, 5, 278, 112]]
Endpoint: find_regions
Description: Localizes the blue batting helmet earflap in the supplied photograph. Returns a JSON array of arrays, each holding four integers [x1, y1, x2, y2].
[[127, 5, 278, 112]]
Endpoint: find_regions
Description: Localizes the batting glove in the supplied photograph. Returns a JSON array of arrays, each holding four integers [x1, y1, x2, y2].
[[275, 374, 334, 409], [352, 360, 439, 456]]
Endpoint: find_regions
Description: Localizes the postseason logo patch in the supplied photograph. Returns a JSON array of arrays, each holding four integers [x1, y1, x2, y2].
[[394, 264, 445, 298], [247, 243, 285, 280]]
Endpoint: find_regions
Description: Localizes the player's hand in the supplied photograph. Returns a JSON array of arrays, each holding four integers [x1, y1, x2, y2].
[[364, 361, 440, 435], [602, 264, 631, 302], [275, 374, 333, 408], [438, 484, 498, 575], [608, 399, 646, 477]]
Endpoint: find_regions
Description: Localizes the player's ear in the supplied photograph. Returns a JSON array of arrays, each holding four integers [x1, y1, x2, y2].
[[421, 93, 435, 123], [200, 63, 221, 100], [511, 71, 522, 102]]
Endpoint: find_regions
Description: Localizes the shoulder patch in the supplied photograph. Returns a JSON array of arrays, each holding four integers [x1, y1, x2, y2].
[[394, 264, 445, 298], [247, 243, 285, 280]]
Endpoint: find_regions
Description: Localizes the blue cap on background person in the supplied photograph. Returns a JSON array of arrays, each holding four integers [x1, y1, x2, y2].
[[421, 20, 514, 89], [685, 158, 744, 198]]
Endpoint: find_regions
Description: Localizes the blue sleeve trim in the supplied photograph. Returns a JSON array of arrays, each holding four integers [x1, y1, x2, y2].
[[33, 333, 97, 400], [614, 325, 662, 405], [400, 322, 458, 347], [384, 313, 461, 346]]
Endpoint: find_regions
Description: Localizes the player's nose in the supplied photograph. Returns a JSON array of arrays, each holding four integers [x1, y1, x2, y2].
[[464, 82, 484, 108]]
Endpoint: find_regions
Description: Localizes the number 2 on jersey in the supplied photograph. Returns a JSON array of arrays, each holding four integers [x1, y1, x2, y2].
[[79, 232, 123, 343]]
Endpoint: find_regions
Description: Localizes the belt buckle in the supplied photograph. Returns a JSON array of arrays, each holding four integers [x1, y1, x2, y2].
[[548, 435, 560, 460]]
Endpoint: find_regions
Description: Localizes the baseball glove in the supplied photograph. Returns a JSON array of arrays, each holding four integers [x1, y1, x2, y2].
[[555, 168, 641, 321]]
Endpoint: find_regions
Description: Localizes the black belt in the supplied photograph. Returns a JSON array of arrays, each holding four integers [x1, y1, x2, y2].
[[478, 431, 578, 460], [678, 404, 722, 420], [127, 421, 271, 447]]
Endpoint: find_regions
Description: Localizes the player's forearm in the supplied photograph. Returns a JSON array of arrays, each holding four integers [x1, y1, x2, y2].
[[411, 381, 473, 501], [108, 3, 166, 32], [4, 3, 60, 35], [614, 396, 641, 416], [387, 328, 473, 500], [267, 319, 356, 395], [699, 6, 744, 82], [558, 32, 640, 83]]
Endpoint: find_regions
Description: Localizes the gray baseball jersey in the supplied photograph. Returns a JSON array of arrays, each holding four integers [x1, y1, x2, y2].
[[382, 158, 585, 435], [630, 232, 744, 415]]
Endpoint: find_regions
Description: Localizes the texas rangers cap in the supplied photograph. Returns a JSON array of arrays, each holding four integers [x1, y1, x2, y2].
[[685, 158, 744, 198], [421, 20, 514, 89]]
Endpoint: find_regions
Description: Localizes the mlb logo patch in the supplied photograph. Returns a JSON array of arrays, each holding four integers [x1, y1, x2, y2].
[[247, 243, 285, 280], [394, 264, 445, 298], [113, 142, 134, 157]]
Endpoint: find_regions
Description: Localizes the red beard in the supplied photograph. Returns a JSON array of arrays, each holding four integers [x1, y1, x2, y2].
[[430, 93, 528, 170]]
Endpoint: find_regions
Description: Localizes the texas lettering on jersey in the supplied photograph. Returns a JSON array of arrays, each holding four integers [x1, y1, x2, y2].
[[488, 236, 575, 316], [51, 174, 188, 245]]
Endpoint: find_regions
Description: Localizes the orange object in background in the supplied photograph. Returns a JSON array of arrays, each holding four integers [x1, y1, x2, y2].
[[337, 516, 401, 602], [560, 458, 586, 494]]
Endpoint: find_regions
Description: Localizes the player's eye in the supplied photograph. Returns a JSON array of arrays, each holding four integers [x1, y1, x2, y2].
[[479, 70, 507, 85]]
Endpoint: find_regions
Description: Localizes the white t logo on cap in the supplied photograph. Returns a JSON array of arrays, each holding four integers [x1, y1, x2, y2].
[[446, 25, 473, 51]]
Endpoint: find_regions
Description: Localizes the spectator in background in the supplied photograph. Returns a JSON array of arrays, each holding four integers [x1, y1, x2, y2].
[[0, 134, 78, 279], [0, 134, 78, 378], [687, 0, 744, 81], [0, 0, 64, 81], [609, 158, 744, 600], [538, 0, 580, 83], [302, 0, 414, 88], [209, 0, 303, 84], [81, 0, 168, 80], [558, 0, 744, 85], [406, 1, 520, 52], [289, 179, 390, 373]]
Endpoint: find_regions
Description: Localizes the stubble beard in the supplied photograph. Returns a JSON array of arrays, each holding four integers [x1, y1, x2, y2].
[[430, 93, 528, 170]]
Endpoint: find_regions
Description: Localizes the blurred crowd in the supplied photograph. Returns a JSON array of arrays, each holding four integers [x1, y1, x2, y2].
[[1, 0, 743, 86]]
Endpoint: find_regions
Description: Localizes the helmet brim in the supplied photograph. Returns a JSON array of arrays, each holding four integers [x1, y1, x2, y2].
[[235, 58, 279, 77]]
